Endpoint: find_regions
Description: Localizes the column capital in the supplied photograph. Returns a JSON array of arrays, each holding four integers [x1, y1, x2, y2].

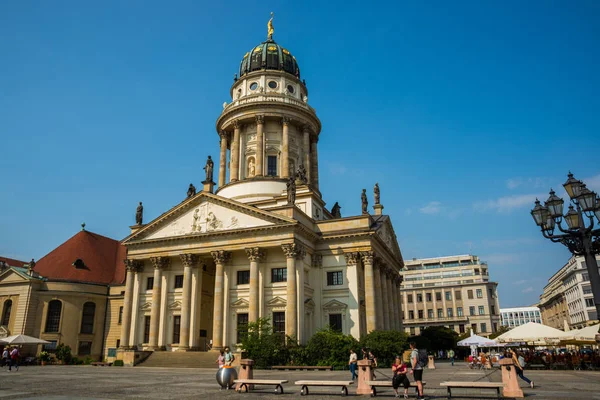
[[255, 114, 264, 124], [245, 247, 265, 262], [124, 259, 143, 272], [219, 130, 229, 140], [179, 253, 200, 268], [344, 252, 360, 266], [281, 242, 306, 260], [232, 119, 241, 129], [149, 256, 170, 270], [302, 124, 311, 133], [310, 133, 319, 143], [360, 251, 375, 265], [282, 116, 291, 126], [311, 254, 323, 269], [211, 250, 232, 265]]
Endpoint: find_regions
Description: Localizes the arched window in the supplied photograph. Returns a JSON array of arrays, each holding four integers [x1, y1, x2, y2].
[[80, 302, 96, 334], [45, 300, 62, 333], [1, 300, 12, 326]]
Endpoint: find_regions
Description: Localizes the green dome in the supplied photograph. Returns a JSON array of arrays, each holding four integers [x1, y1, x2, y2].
[[239, 39, 300, 79]]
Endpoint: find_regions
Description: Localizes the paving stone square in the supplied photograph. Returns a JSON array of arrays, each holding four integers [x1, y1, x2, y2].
[[0, 362, 599, 399]]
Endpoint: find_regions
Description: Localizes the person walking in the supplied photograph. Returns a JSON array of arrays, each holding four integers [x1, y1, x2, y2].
[[368, 349, 378, 379], [510, 349, 534, 389], [409, 342, 425, 400], [216, 350, 225, 369], [1, 347, 8, 368], [392, 356, 410, 399], [8, 346, 19, 372], [448, 349, 455, 366], [348, 349, 358, 381]]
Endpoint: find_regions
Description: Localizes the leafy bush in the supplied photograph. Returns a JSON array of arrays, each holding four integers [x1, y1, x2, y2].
[[304, 327, 359, 369], [360, 330, 409, 368], [239, 318, 295, 369], [83, 356, 94, 365], [55, 343, 72, 364], [113, 360, 124, 366], [39, 351, 51, 362], [419, 326, 458, 352], [70, 357, 83, 365]]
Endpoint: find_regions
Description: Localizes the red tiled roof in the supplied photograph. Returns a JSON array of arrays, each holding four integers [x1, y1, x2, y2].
[[34, 230, 127, 285], [0, 257, 28, 268]]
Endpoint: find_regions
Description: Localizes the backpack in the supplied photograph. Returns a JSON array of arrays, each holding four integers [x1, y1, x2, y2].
[[418, 349, 428, 367]]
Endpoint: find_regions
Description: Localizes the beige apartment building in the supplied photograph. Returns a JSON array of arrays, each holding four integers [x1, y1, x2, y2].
[[400, 255, 501, 337], [539, 255, 599, 331]]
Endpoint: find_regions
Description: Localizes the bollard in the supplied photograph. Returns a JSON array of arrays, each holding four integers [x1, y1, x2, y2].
[[427, 355, 436, 369], [356, 359, 374, 395], [499, 358, 524, 398], [238, 359, 254, 392]]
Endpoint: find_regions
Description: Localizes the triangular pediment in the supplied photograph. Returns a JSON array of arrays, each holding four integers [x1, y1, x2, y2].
[[373, 217, 404, 266], [266, 296, 287, 307], [123, 192, 296, 244], [168, 301, 181, 310], [0, 268, 33, 283], [231, 298, 249, 308], [323, 299, 348, 310]]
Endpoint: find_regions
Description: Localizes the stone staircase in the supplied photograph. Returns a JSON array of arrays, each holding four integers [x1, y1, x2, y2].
[[137, 351, 218, 368]]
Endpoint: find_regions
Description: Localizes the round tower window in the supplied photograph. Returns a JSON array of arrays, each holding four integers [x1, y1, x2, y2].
[[287, 85, 294, 94], [249, 82, 258, 91], [268, 81, 278, 89]]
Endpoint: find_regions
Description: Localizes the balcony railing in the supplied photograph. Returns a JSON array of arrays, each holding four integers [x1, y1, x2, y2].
[[222, 94, 317, 114]]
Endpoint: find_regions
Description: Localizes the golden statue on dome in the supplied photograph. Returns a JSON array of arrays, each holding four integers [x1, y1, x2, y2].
[[267, 12, 274, 40]]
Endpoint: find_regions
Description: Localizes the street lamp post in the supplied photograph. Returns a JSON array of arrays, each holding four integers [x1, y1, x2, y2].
[[530, 173, 600, 341]]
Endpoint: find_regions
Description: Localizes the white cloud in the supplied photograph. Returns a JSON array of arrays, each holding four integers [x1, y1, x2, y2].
[[419, 201, 442, 215], [505, 177, 552, 190], [522, 286, 534, 293], [473, 193, 545, 213]]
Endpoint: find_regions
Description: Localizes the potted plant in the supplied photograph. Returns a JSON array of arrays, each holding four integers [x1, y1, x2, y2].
[[39, 351, 51, 366]]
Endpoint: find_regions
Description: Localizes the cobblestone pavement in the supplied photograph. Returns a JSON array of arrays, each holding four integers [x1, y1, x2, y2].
[[0, 362, 598, 399]]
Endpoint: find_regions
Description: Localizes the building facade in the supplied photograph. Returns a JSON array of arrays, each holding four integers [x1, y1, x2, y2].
[[0, 230, 126, 359], [400, 255, 501, 337], [539, 255, 599, 331], [499, 306, 542, 328], [114, 23, 405, 360]]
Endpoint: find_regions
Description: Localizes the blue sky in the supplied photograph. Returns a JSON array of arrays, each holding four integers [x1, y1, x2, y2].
[[1, 1, 599, 308]]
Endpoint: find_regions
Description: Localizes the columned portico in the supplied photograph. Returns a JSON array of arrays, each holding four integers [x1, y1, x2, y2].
[[179, 253, 198, 350], [380, 266, 390, 330], [373, 261, 384, 330], [148, 256, 169, 350], [218, 131, 228, 187], [302, 126, 311, 183], [385, 271, 394, 330], [245, 247, 265, 322], [361, 251, 377, 333], [282, 242, 305, 339], [230, 120, 241, 182], [211, 250, 231, 350]]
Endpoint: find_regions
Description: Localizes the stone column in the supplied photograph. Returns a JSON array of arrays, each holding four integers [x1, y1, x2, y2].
[[230, 120, 241, 182], [218, 131, 228, 187], [386, 272, 395, 330], [179, 254, 198, 350], [211, 250, 231, 350], [310, 135, 319, 189], [302, 125, 311, 183], [281, 117, 290, 178], [189, 264, 203, 350], [282, 242, 305, 339], [120, 259, 142, 349], [255, 115, 264, 176], [149, 256, 170, 350], [361, 251, 377, 333], [245, 248, 265, 322], [373, 261, 384, 330], [379, 265, 390, 330], [396, 277, 404, 331]]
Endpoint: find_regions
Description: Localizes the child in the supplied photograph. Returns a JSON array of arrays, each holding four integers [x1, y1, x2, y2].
[[216, 350, 224, 369], [392, 356, 410, 399]]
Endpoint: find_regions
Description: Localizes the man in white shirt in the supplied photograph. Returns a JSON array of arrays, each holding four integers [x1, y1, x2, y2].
[[410, 342, 424, 400], [348, 349, 358, 380]]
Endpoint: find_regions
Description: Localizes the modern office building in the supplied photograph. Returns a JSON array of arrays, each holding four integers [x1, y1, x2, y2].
[[499, 306, 542, 328], [539, 255, 599, 330], [400, 254, 501, 337]]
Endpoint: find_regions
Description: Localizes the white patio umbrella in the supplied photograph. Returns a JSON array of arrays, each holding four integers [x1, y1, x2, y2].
[[496, 322, 570, 345], [457, 334, 499, 347], [564, 324, 600, 345], [0, 335, 50, 345]]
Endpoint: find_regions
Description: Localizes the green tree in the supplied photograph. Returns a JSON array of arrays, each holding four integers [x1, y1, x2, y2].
[[55, 343, 72, 364], [304, 327, 359, 369], [238, 318, 295, 368], [489, 325, 510, 339], [419, 326, 459, 352], [360, 330, 409, 368]]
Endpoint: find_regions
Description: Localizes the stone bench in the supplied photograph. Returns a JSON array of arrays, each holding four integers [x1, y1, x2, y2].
[[91, 362, 111, 367], [527, 363, 547, 370], [367, 380, 427, 397], [440, 381, 503, 399], [272, 365, 333, 371], [234, 379, 288, 394], [295, 380, 354, 397]]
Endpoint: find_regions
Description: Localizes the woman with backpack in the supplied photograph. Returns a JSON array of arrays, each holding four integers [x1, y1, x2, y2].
[[510, 349, 534, 388]]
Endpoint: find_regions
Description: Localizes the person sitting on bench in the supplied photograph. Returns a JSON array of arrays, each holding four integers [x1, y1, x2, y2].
[[392, 356, 410, 399]]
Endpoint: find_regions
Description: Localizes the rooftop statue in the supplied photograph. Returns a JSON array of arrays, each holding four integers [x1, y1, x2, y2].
[[374, 183, 380, 205], [331, 202, 342, 218], [267, 12, 274, 40], [361, 189, 368, 214], [187, 183, 196, 198], [296, 164, 308, 185], [286, 176, 296, 205], [204, 155, 214, 182], [135, 202, 143, 225]]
